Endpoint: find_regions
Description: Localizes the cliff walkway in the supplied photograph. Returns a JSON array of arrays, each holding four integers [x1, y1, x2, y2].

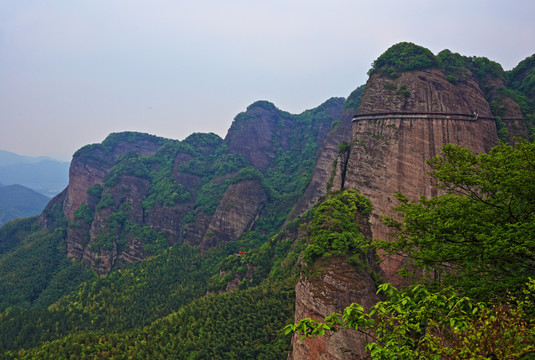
[[353, 112, 523, 122]]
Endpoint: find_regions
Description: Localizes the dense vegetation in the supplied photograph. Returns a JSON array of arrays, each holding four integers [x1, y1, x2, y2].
[[0, 93, 362, 358], [288, 281, 535, 359], [303, 190, 371, 264], [380, 141, 535, 299], [508, 54, 535, 140], [289, 141, 535, 358], [7, 281, 296, 360], [368, 42, 438, 78]]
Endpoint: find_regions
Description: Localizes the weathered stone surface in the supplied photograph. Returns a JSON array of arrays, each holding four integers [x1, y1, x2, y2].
[[338, 69, 502, 285], [289, 109, 354, 220], [63, 156, 109, 221], [343, 115, 498, 284], [144, 205, 189, 241], [202, 180, 268, 248], [289, 257, 380, 360], [357, 69, 492, 115], [504, 118, 530, 143], [225, 99, 344, 174], [289, 65, 524, 358], [63, 139, 163, 220], [225, 103, 280, 172]]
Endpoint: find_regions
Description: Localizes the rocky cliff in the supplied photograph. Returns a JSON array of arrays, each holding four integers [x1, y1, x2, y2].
[[288, 86, 365, 220], [46, 99, 344, 274], [289, 257, 380, 360], [289, 43, 532, 359], [63, 134, 166, 221], [288, 194, 382, 360], [341, 67, 503, 283]]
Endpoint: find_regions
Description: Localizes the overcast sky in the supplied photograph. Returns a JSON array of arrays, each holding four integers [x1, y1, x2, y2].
[[1, 0, 534, 160]]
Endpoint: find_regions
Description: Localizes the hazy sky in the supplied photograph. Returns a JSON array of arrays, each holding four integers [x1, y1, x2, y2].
[[1, 0, 534, 160]]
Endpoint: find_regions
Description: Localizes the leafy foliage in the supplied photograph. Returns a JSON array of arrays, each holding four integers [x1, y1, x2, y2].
[[378, 141, 535, 299], [369, 42, 437, 77], [7, 281, 295, 360], [0, 216, 38, 255], [436, 49, 470, 84], [287, 281, 535, 359], [303, 190, 372, 264], [507, 54, 535, 140], [73, 132, 170, 167], [0, 215, 94, 315]]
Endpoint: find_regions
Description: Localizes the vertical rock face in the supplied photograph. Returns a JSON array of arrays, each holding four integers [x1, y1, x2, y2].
[[80, 175, 152, 274], [203, 180, 268, 248], [289, 87, 365, 220], [504, 118, 530, 142], [225, 102, 279, 172], [224, 99, 344, 173], [63, 153, 110, 221], [289, 258, 380, 360], [289, 209, 381, 360], [288, 52, 530, 359], [62, 135, 166, 273], [339, 69, 501, 285], [358, 69, 492, 115]]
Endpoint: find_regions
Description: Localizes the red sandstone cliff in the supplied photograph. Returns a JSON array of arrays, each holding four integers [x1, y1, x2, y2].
[[288, 52, 532, 358], [289, 87, 365, 220], [49, 98, 343, 275], [289, 206, 382, 360], [64, 136, 165, 221], [340, 69, 501, 284], [289, 257, 380, 360]]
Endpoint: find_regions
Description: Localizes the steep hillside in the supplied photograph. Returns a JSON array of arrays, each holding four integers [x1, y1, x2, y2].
[[43, 98, 344, 275], [288, 43, 534, 359], [331, 43, 532, 285], [507, 53, 535, 139], [0, 96, 350, 357]]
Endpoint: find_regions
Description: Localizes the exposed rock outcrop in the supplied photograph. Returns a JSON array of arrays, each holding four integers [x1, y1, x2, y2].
[[289, 87, 365, 220], [64, 135, 164, 220], [80, 175, 152, 274], [225, 99, 344, 173], [51, 97, 344, 274], [336, 69, 501, 284], [202, 179, 268, 248], [289, 257, 380, 360]]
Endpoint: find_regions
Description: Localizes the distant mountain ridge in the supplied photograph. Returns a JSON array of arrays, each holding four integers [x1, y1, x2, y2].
[[0, 150, 59, 166], [0, 184, 50, 226], [0, 150, 69, 197]]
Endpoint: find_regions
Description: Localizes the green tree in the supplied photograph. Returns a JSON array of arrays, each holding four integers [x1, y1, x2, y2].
[[286, 281, 535, 359], [288, 141, 535, 358], [303, 190, 372, 264], [378, 141, 535, 299]]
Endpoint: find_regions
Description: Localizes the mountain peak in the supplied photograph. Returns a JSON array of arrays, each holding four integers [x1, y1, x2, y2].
[[246, 100, 278, 112]]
